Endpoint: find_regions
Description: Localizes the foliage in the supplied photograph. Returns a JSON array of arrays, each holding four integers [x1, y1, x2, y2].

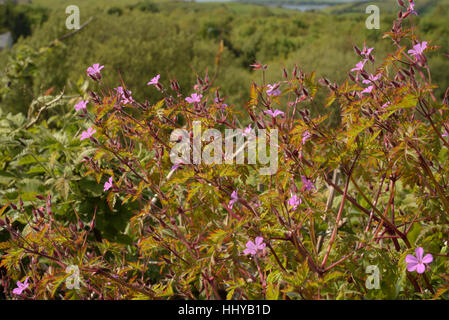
[[0, 2, 448, 300], [0, 1, 48, 41]]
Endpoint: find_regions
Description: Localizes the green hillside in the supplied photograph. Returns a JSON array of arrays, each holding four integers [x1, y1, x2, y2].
[[1, 0, 448, 123]]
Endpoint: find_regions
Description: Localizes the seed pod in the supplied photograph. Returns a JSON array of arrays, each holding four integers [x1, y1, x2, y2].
[[302, 88, 309, 97], [348, 73, 356, 82], [46, 194, 52, 214], [391, 81, 400, 88], [88, 90, 101, 104], [38, 207, 45, 219], [170, 80, 176, 92]]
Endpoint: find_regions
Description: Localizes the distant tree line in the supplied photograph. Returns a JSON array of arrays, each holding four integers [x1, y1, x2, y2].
[[0, 1, 48, 41]]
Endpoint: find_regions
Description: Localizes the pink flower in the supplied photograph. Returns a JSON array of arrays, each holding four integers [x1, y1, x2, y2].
[[362, 73, 381, 84], [115, 86, 134, 105], [302, 175, 316, 191], [264, 109, 284, 118], [80, 127, 96, 141], [74, 100, 88, 111], [287, 193, 301, 210], [243, 237, 266, 255], [409, 1, 418, 15], [243, 125, 253, 137], [408, 41, 427, 58], [266, 83, 281, 97], [228, 190, 238, 209], [147, 74, 160, 86], [12, 277, 29, 295], [302, 130, 312, 145], [214, 98, 228, 110], [185, 93, 203, 104], [380, 102, 391, 111], [103, 176, 113, 192], [361, 86, 374, 94], [87, 63, 104, 81], [361, 45, 374, 57], [406, 247, 433, 274], [351, 59, 367, 73]]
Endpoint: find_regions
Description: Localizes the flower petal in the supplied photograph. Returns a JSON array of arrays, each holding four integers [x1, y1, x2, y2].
[[407, 262, 418, 272], [405, 254, 418, 264], [422, 253, 433, 264], [415, 247, 424, 260], [416, 263, 426, 274], [246, 241, 256, 250], [255, 237, 264, 246]]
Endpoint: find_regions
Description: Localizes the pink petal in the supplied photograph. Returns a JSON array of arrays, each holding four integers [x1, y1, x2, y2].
[[243, 248, 256, 255], [255, 237, 264, 246], [422, 253, 433, 264], [246, 240, 256, 250], [407, 262, 418, 272], [415, 247, 424, 260], [416, 263, 426, 274], [405, 254, 418, 264]]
